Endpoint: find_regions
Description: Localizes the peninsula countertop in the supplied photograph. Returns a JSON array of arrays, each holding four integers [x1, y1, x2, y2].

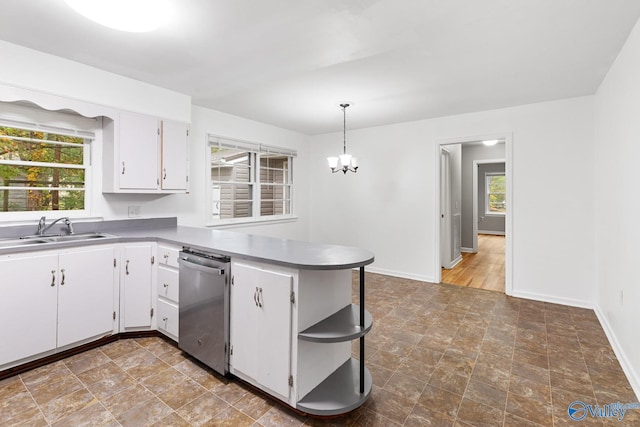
[[0, 220, 374, 270]]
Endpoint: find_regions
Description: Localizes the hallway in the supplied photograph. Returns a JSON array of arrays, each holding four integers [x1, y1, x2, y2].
[[441, 234, 505, 292]]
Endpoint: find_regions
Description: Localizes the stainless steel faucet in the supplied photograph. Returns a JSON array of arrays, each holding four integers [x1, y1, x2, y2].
[[36, 216, 74, 235]]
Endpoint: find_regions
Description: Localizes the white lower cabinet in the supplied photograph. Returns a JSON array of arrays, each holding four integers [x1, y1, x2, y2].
[[0, 246, 117, 369], [157, 243, 180, 341], [230, 260, 294, 401], [57, 247, 118, 348], [120, 244, 156, 332]]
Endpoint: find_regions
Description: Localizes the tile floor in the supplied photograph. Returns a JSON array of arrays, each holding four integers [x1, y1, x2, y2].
[[1, 272, 638, 426]]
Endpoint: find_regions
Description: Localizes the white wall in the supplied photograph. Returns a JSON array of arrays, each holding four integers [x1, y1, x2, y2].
[[0, 41, 311, 241], [309, 96, 596, 307], [594, 16, 640, 398], [101, 106, 311, 241], [0, 40, 190, 122]]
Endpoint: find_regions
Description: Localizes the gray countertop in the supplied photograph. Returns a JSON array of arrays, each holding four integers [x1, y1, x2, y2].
[[0, 219, 374, 270]]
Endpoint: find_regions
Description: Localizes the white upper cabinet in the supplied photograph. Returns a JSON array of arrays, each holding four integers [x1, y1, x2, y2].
[[103, 112, 188, 193], [161, 120, 189, 191], [118, 112, 160, 191]]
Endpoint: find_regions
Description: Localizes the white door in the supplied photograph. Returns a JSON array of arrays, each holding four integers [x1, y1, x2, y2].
[[257, 268, 292, 399], [119, 112, 159, 190], [230, 262, 260, 380], [440, 147, 452, 268], [122, 245, 153, 329], [57, 247, 116, 347], [161, 120, 189, 191], [0, 253, 58, 366]]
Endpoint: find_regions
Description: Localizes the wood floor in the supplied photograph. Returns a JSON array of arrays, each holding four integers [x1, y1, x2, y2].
[[441, 234, 505, 292]]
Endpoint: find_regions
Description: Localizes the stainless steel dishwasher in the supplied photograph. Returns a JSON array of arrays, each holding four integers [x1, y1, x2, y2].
[[178, 249, 230, 375]]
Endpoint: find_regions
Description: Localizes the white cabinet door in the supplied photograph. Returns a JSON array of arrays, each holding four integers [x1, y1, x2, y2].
[[0, 254, 58, 366], [230, 261, 293, 399], [161, 120, 188, 191], [57, 247, 116, 348], [121, 245, 154, 330], [119, 112, 159, 190], [258, 268, 293, 398], [230, 262, 260, 380]]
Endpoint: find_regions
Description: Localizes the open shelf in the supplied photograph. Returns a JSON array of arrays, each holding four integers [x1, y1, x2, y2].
[[298, 304, 372, 343], [296, 357, 372, 416]]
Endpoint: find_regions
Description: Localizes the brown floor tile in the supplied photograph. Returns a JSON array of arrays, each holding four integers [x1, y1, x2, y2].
[[456, 397, 504, 427], [256, 404, 307, 427], [116, 396, 173, 426], [64, 348, 111, 375], [2, 274, 637, 427], [404, 404, 455, 426], [508, 374, 550, 405], [365, 388, 415, 425], [465, 379, 508, 411], [383, 372, 426, 402], [352, 408, 402, 426], [176, 392, 229, 425], [505, 391, 553, 426], [429, 367, 470, 396], [417, 384, 463, 418], [52, 401, 118, 427]]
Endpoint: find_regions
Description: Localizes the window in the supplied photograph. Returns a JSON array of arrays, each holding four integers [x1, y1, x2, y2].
[[485, 173, 506, 214], [0, 105, 95, 214], [209, 136, 294, 223]]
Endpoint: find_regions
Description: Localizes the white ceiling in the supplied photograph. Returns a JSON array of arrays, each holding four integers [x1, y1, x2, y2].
[[1, 0, 639, 134]]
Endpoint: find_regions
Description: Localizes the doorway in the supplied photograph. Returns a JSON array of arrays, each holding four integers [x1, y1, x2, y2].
[[435, 134, 512, 295]]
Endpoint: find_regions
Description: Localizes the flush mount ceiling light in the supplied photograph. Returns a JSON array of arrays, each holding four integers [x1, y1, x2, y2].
[[64, 0, 169, 32], [482, 139, 500, 146], [327, 104, 358, 174]]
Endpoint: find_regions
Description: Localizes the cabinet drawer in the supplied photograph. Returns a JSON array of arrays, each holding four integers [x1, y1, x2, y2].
[[158, 266, 179, 302], [157, 299, 179, 340], [159, 245, 180, 268]]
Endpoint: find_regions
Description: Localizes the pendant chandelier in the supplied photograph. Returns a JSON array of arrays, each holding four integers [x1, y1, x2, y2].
[[327, 103, 358, 174]]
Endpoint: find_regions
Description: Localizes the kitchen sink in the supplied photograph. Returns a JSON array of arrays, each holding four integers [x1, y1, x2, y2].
[[0, 233, 115, 249], [43, 233, 114, 242]]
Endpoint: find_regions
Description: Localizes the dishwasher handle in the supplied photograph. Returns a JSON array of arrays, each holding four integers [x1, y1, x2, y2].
[[179, 255, 226, 275]]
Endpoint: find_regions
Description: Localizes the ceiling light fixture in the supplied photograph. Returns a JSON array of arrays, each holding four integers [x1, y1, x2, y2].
[[482, 139, 500, 146], [64, 0, 169, 33], [328, 104, 358, 174]]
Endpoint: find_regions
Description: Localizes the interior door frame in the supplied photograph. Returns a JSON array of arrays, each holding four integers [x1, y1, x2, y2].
[[472, 158, 506, 253], [434, 133, 513, 296], [440, 146, 452, 268]]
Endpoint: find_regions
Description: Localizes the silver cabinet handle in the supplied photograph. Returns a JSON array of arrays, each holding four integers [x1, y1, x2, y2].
[[125, 260, 130, 275], [163, 168, 167, 180], [122, 161, 125, 175], [163, 283, 168, 288], [254, 287, 258, 306], [258, 287, 263, 307], [60, 269, 66, 286], [51, 270, 56, 287]]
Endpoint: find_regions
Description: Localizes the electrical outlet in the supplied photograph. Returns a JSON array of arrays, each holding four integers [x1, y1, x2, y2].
[[128, 206, 141, 218]]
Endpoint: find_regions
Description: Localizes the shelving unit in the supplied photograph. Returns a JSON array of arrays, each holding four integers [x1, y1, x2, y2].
[[296, 266, 372, 415]]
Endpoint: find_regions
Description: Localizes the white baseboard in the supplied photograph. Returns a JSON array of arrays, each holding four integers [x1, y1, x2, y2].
[[449, 255, 462, 269], [478, 230, 506, 236], [511, 290, 594, 309], [594, 306, 640, 401], [461, 247, 474, 253], [364, 266, 435, 284]]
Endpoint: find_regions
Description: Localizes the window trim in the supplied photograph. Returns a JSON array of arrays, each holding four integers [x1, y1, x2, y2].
[[207, 134, 296, 226], [485, 172, 506, 216], [0, 102, 97, 220]]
